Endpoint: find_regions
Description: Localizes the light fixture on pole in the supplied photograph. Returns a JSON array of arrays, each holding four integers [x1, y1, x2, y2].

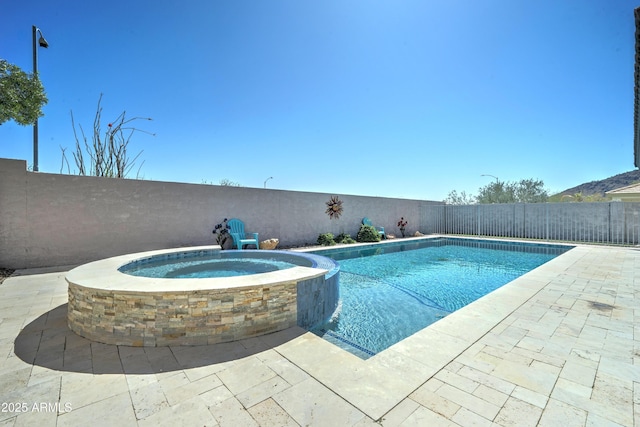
[[32, 25, 49, 172], [264, 176, 273, 189], [481, 174, 499, 183]]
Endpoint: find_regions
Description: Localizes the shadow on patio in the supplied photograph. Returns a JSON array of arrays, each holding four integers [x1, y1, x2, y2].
[[14, 304, 306, 375]]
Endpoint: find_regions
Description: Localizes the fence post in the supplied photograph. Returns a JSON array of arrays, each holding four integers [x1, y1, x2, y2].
[[608, 202, 611, 244], [442, 204, 447, 234], [545, 203, 549, 241]]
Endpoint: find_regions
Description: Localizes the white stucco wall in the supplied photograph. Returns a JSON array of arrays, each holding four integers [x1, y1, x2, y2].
[[0, 158, 442, 268]]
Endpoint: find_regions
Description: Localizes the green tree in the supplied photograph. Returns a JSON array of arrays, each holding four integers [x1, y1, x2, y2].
[[477, 179, 548, 204], [0, 59, 48, 126], [219, 178, 242, 186], [559, 192, 609, 202], [514, 178, 549, 203], [446, 178, 549, 205], [444, 190, 477, 205]]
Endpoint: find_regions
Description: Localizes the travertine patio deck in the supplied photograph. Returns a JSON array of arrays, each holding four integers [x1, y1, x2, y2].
[[0, 243, 638, 426]]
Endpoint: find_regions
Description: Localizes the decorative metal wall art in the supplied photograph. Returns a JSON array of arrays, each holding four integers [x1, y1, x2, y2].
[[325, 196, 343, 219]]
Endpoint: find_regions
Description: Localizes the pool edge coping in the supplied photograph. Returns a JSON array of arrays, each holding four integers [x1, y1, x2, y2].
[[276, 238, 587, 420], [65, 246, 330, 293]]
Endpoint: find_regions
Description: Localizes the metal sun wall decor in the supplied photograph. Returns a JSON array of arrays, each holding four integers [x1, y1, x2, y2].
[[325, 195, 343, 219]]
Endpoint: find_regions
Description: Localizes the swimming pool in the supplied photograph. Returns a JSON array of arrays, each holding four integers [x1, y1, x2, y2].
[[309, 237, 573, 358]]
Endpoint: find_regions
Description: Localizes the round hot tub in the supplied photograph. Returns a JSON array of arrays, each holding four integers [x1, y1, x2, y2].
[[66, 247, 339, 346], [119, 250, 311, 278]]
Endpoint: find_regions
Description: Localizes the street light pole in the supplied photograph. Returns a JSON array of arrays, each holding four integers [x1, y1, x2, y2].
[[481, 174, 499, 183], [32, 25, 48, 172], [263, 176, 273, 189]]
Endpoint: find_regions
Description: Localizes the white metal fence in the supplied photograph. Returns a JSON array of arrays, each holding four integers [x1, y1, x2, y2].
[[422, 202, 640, 245]]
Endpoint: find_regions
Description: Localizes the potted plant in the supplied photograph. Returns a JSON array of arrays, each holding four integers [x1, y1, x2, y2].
[[397, 217, 408, 238], [212, 218, 232, 249]]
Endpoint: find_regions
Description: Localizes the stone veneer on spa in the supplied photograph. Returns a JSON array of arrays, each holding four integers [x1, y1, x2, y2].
[[66, 247, 338, 346]]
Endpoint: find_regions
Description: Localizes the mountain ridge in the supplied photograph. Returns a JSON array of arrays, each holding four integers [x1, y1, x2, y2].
[[557, 169, 640, 196]]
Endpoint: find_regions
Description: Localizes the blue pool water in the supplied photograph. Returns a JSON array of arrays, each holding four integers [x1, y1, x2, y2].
[[310, 238, 572, 358], [119, 251, 304, 278]]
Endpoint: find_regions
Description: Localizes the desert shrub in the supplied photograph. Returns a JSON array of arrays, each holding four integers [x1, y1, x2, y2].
[[357, 225, 381, 243], [317, 233, 336, 246], [335, 233, 356, 244]]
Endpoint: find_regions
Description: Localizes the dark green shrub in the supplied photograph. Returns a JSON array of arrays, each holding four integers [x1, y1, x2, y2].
[[335, 233, 356, 244], [357, 225, 381, 243], [317, 233, 336, 246]]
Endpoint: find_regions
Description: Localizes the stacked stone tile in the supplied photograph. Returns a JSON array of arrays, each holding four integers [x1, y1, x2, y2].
[[67, 282, 297, 346]]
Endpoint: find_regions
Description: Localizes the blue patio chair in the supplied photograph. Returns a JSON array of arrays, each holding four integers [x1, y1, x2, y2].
[[362, 217, 386, 239], [227, 218, 260, 250]]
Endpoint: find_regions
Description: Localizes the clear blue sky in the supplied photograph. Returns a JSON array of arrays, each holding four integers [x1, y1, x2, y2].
[[1, 1, 637, 201]]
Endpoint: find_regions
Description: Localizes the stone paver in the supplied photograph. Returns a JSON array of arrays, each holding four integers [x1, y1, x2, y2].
[[0, 243, 638, 426]]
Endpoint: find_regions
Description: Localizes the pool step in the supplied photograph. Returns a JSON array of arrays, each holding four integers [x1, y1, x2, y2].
[[313, 328, 376, 359]]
